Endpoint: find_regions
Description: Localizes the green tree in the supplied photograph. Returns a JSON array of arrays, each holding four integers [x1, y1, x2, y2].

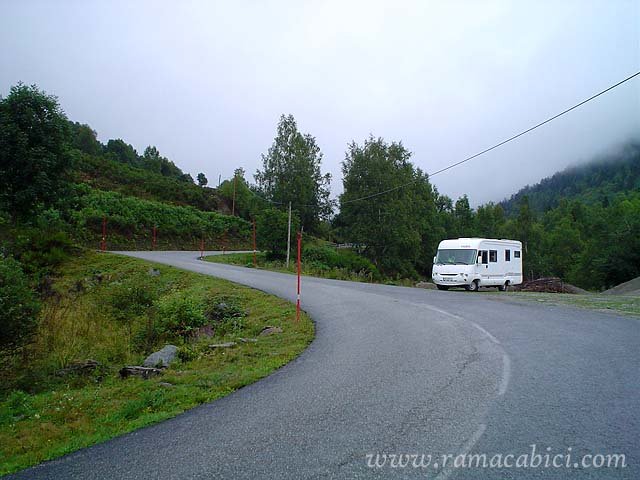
[[256, 207, 299, 259], [69, 122, 102, 156], [141, 145, 189, 182], [219, 168, 260, 219], [105, 139, 139, 165], [197, 172, 208, 187], [0, 256, 41, 350], [339, 136, 438, 277], [0, 83, 72, 218], [255, 115, 332, 231], [475, 202, 506, 238], [454, 195, 474, 237]]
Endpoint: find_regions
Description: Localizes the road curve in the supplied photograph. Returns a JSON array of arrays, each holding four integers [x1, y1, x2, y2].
[[12, 251, 639, 479]]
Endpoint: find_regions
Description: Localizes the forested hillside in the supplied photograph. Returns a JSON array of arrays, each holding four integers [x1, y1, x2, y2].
[[0, 83, 251, 259], [501, 142, 640, 215], [70, 122, 220, 211]]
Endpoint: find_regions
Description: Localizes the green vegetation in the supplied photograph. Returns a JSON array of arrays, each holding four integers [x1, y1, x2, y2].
[[206, 242, 378, 282], [0, 252, 314, 475], [68, 187, 250, 250], [0, 257, 41, 350], [256, 207, 300, 259], [0, 83, 73, 219], [337, 137, 439, 278], [75, 152, 219, 211], [501, 143, 640, 215], [254, 114, 332, 231]]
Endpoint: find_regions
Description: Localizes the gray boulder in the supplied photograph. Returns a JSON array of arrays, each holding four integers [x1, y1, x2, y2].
[[143, 345, 178, 368], [259, 326, 283, 336]]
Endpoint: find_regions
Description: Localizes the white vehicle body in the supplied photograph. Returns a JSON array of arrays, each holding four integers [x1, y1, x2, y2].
[[432, 238, 523, 291]]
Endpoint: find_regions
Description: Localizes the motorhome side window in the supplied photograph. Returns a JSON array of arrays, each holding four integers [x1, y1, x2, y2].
[[489, 250, 497, 262], [514, 251, 521, 258], [505, 250, 511, 261], [481, 250, 488, 264]]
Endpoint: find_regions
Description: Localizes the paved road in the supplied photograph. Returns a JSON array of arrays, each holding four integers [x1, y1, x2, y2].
[[13, 251, 639, 479]]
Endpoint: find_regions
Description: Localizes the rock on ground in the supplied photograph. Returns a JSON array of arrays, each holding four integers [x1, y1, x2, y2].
[[143, 345, 178, 368], [259, 326, 283, 336]]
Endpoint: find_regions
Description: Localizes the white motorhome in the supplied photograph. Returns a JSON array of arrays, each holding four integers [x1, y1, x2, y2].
[[432, 238, 523, 291]]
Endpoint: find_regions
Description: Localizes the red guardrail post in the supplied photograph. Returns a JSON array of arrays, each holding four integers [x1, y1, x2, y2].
[[296, 231, 301, 321], [200, 238, 205, 259]]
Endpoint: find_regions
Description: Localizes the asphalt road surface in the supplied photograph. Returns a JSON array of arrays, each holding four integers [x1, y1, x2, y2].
[[12, 251, 639, 479]]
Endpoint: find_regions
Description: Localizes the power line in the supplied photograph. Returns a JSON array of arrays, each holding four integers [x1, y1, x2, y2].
[[226, 70, 640, 209], [341, 70, 640, 205]]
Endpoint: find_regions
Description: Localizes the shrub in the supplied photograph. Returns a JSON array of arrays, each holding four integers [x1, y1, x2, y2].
[[204, 294, 247, 336], [176, 345, 198, 363], [12, 230, 75, 279], [0, 257, 41, 350], [154, 293, 206, 340], [302, 245, 377, 277], [109, 274, 160, 322], [0, 391, 35, 425]]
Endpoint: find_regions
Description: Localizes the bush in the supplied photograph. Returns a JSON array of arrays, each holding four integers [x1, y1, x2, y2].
[[154, 293, 206, 340], [204, 294, 247, 336], [0, 391, 35, 425], [176, 345, 198, 363], [12, 230, 75, 279], [0, 257, 41, 350], [302, 245, 377, 277], [109, 274, 160, 322]]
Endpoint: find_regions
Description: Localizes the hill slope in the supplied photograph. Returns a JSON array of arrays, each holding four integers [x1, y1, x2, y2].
[[501, 142, 640, 215], [69, 122, 221, 211]]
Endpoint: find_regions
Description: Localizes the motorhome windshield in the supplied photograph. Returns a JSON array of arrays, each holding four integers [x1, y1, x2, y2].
[[435, 249, 477, 265]]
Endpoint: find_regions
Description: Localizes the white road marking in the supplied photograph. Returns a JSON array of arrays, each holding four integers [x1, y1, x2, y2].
[[469, 321, 501, 345], [415, 303, 463, 320], [498, 353, 511, 396]]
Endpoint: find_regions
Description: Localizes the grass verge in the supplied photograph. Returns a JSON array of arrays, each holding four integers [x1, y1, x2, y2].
[[0, 252, 314, 476], [500, 291, 640, 318], [204, 252, 415, 286]]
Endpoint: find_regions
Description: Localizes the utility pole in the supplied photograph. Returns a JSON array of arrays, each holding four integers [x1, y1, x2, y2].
[[100, 217, 106, 252], [286, 201, 292, 268], [252, 218, 257, 268], [296, 231, 301, 322], [232, 174, 237, 216]]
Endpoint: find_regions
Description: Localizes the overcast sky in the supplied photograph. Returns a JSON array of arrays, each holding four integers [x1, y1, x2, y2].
[[1, 0, 639, 205]]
